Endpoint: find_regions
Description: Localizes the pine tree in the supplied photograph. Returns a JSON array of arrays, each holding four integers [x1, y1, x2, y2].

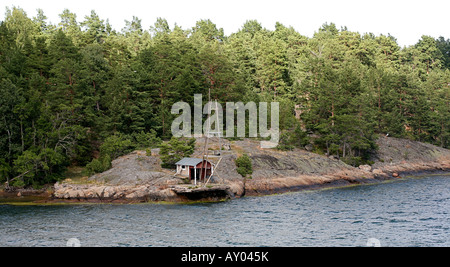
[[159, 137, 196, 169]]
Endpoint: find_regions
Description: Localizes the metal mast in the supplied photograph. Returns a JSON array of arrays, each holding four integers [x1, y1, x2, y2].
[[199, 88, 223, 187]]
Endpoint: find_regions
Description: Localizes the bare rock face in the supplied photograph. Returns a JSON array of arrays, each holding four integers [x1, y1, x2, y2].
[[359, 165, 372, 172], [240, 137, 450, 195], [53, 182, 179, 202], [372, 136, 450, 171], [53, 151, 238, 202], [372, 169, 385, 175], [88, 151, 170, 186], [52, 151, 186, 202], [52, 136, 450, 202]]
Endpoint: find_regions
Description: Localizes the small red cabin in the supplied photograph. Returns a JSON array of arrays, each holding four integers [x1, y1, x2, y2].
[[175, 158, 214, 182]]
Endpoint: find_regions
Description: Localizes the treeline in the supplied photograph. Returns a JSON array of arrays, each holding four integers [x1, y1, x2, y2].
[[0, 7, 449, 187]]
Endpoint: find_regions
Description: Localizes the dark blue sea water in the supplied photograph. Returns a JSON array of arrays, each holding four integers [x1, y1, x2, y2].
[[0, 175, 448, 247]]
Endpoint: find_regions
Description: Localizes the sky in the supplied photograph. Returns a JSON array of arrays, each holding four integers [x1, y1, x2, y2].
[[1, 0, 449, 47]]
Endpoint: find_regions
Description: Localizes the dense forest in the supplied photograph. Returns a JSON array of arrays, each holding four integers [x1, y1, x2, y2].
[[1, 7, 449, 187]]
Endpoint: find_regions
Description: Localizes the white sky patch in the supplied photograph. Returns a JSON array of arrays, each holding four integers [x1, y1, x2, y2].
[[1, 0, 449, 47]]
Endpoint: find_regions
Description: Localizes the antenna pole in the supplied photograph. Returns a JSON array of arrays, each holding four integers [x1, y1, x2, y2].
[[199, 88, 211, 184]]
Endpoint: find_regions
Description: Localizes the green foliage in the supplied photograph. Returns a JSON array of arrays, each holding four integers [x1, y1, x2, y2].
[[235, 154, 253, 177], [436, 37, 450, 69], [277, 124, 310, 151], [159, 137, 196, 169], [99, 133, 133, 160], [85, 154, 111, 176], [0, 159, 11, 183], [0, 6, 449, 187], [131, 130, 162, 150], [12, 148, 67, 187], [85, 133, 133, 176]]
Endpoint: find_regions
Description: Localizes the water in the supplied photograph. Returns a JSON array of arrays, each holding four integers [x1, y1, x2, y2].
[[0, 175, 449, 247]]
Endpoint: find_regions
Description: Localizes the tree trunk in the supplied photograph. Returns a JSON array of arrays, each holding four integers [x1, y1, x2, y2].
[[32, 120, 37, 147], [331, 102, 335, 127], [20, 120, 24, 153], [378, 85, 381, 131], [343, 142, 346, 158], [93, 81, 100, 111], [326, 140, 329, 156], [441, 121, 445, 147], [6, 128, 12, 156]]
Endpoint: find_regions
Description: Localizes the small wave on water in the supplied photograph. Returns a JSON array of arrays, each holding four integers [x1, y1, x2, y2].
[[0, 175, 449, 247]]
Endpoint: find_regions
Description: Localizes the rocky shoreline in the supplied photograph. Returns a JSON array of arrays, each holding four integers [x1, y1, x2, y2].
[[2, 136, 450, 204], [244, 136, 450, 196]]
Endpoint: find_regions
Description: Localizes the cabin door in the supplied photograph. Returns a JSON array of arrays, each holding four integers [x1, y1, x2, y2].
[[190, 168, 210, 182]]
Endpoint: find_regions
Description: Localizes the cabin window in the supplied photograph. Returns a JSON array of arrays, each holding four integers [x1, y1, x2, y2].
[[181, 165, 186, 170]]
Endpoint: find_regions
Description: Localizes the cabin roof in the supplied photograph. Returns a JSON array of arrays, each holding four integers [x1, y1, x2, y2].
[[175, 158, 207, 167]]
